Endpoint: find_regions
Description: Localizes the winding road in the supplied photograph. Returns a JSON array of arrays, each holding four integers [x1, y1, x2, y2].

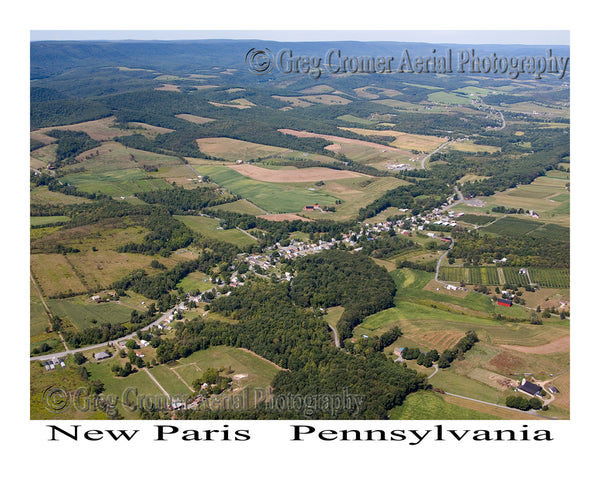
[[29, 303, 184, 362]]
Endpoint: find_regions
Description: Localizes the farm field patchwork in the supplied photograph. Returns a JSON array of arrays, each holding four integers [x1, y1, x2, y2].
[[189, 165, 340, 213], [438, 266, 570, 288]]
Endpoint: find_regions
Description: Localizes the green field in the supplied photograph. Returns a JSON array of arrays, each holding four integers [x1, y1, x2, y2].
[[47, 297, 136, 331], [177, 271, 214, 293], [206, 198, 266, 216], [428, 91, 473, 105], [337, 114, 376, 126], [30, 216, 70, 226], [175, 215, 257, 247], [190, 165, 339, 213], [60, 168, 171, 197], [480, 216, 541, 236], [388, 391, 500, 420]]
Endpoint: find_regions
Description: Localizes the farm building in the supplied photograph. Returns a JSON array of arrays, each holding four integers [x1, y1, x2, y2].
[[497, 298, 513, 307], [518, 380, 542, 396], [94, 352, 110, 361]]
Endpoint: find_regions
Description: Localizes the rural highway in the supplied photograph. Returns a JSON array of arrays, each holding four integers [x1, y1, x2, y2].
[[421, 140, 453, 169], [29, 303, 184, 362]]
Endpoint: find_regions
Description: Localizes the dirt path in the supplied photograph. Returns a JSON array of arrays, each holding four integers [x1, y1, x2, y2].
[[170, 368, 195, 392], [30, 271, 69, 351], [500, 336, 570, 354], [237, 348, 289, 371], [144, 367, 170, 397]]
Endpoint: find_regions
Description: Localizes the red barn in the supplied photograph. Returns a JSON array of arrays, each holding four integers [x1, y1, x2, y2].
[[497, 298, 513, 307]]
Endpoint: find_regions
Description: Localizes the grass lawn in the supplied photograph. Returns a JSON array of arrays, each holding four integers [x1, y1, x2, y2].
[[177, 271, 214, 293], [388, 391, 500, 420]]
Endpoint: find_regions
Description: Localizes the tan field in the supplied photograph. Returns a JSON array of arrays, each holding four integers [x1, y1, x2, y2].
[[209, 101, 252, 109], [257, 213, 313, 222], [155, 83, 181, 92], [33, 116, 173, 141], [229, 164, 367, 183], [175, 113, 215, 124], [300, 85, 335, 94], [339, 127, 448, 152], [500, 336, 570, 354], [278, 128, 406, 152], [196, 137, 290, 161]]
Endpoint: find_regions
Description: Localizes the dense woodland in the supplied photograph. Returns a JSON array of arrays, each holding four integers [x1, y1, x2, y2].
[[449, 230, 570, 267]]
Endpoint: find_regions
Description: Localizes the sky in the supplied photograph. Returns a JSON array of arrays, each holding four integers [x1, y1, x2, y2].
[[30, 30, 569, 45]]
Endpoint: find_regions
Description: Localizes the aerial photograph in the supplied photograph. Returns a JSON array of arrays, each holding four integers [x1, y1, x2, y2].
[[29, 31, 570, 422]]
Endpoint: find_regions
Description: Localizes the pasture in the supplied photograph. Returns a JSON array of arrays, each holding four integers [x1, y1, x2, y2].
[[60, 168, 172, 197], [450, 139, 500, 153], [47, 296, 137, 331], [168, 345, 283, 406], [177, 271, 214, 293], [229, 164, 366, 183], [479, 175, 570, 226], [206, 198, 267, 216], [339, 127, 447, 152], [189, 165, 339, 213], [67, 141, 183, 174], [428, 91, 472, 105], [388, 391, 500, 420], [30, 185, 94, 205], [33, 116, 173, 141], [299, 176, 407, 221], [195, 137, 290, 162], [175, 215, 257, 247], [175, 113, 215, 124], [279, 127, 436, 170], [30, 216, 70, 226], [30, 254, 87, 298]]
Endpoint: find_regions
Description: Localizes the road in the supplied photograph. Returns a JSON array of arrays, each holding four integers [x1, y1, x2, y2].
[[421, 140, 453, 169], [443, 392, 557, 419], [440, 185, 465, 212], [329, 324, 340, 348], [434, 237, 454, 285], [30, 303, 184, 362]]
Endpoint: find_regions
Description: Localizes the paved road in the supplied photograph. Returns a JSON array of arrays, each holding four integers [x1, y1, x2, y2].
[[421, 140, 453, 169], [30, 303, 183, 362]]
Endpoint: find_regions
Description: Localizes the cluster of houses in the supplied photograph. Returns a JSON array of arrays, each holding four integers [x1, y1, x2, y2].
[[43, 357, 66, 370]]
